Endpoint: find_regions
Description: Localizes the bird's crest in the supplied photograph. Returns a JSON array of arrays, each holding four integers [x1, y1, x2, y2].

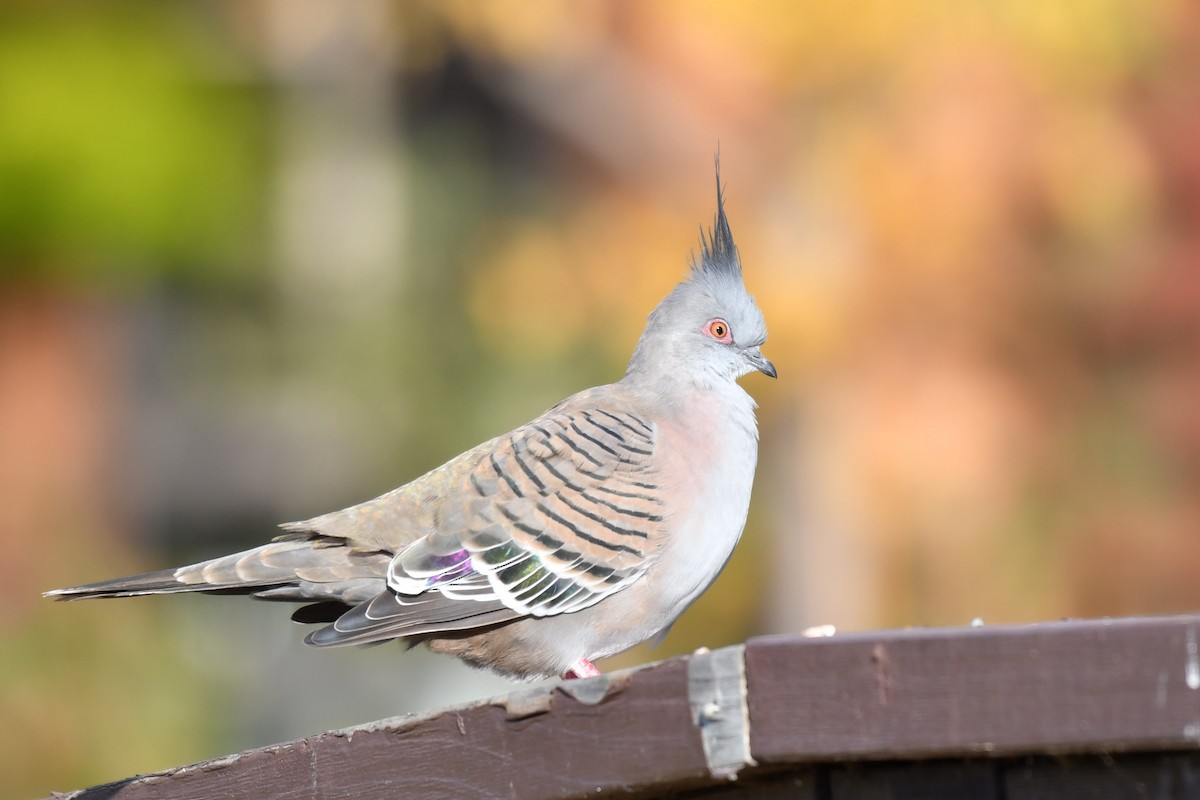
[[692, 156, 741, 280]]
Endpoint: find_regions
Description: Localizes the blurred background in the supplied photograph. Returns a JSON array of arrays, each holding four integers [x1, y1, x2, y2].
[[3, 0, 1199, 794]]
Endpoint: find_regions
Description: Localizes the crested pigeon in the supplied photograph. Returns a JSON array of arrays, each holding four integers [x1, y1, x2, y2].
[[46, 165, 776, 681]]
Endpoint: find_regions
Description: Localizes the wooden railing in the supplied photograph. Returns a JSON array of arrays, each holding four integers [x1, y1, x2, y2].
[[52, 614, 1200, 799]]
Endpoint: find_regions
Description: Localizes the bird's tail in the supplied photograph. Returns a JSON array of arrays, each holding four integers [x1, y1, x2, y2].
[[43, 535, 389, 603], [44, 566, 222, 600]]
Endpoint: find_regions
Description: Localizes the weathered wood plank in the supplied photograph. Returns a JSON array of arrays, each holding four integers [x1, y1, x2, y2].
[[58, 660, 712, 800], [51, 615, 1200, 799], [745, 614, 1200, 764]]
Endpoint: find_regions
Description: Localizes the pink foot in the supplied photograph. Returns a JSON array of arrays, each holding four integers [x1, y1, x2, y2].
[[562, 658, 601, 679]]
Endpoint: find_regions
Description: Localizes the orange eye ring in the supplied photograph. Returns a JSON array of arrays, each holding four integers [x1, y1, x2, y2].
[[703, 318, 733, 344]]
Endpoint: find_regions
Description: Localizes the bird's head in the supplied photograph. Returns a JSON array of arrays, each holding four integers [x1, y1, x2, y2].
[[626, 164, 775, 389]]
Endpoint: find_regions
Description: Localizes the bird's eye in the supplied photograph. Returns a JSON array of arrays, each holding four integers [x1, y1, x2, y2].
[[703, 318, 733, 344]]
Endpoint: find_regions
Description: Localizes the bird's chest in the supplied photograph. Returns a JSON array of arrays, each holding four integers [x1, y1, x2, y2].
[[653, 392, 759, 604]]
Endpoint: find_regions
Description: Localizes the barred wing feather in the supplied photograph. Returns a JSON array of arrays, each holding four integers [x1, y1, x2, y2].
[[448, 408, 661, 615], [310, 407, 664, 646]]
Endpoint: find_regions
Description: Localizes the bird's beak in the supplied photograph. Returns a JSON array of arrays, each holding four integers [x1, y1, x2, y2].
[[747, 348, 777, 379]]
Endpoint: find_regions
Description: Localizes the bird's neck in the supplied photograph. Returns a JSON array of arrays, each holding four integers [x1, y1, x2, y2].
[[620, 363, 755, 415]]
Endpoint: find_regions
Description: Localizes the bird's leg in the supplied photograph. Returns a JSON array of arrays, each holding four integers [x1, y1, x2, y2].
[[562, 658, 601, 679]]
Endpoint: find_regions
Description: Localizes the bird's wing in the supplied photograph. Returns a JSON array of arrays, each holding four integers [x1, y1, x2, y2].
[[309, 405, 666, 646]]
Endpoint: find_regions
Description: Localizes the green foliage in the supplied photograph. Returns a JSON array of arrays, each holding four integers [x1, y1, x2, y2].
[[0, 3, 266, 287]]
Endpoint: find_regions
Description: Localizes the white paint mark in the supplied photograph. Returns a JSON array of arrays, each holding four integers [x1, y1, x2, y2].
[[1157, 670, 1169, 709], [1187, 629, 1200, 690], [1184, 722, 1200, 742]]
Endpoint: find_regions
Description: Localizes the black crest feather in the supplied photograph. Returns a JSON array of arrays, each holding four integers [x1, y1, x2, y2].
[[694, 155, 741, 278]]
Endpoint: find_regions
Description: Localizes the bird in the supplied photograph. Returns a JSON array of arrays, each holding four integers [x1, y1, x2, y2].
[[45, 163, 776, 681]]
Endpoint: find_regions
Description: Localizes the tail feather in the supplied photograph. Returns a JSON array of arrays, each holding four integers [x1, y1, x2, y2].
[[43, 566, 291, 600], [44, 537, 390, 602]]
